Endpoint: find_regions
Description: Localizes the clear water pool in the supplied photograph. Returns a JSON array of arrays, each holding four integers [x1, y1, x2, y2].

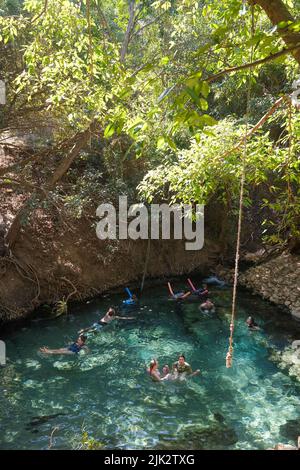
[[1, 281, 300, 450]]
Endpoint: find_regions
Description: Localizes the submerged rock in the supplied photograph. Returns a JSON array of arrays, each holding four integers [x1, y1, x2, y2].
[[279, 419, 300, 443], [269, 346, 300, 382], [25, 412, 66, 430], [213, 412, 225, 423], [156, 421, 238, 450]]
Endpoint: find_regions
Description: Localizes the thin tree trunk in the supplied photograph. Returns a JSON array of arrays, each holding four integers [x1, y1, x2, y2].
[[5, 120, 98, 249], [120, 0, 136, 64], [48, 120, 97, 190]]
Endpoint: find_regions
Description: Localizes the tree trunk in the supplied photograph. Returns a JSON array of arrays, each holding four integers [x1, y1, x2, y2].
[[5, 120, 98, 249], [48, 120, 97, 190], [120, 0, 136, 64], [249, 0, 300, 65]]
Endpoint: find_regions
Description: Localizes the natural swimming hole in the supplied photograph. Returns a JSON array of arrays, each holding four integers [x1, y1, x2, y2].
[[1, 282, 300, 450]]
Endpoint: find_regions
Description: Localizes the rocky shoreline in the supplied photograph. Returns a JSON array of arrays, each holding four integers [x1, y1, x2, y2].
[[217, 251, 300, 321]]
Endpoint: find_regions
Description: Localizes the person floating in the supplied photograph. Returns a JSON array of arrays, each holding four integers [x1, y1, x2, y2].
[[123, 288, 138, 306], [161, 364, 179, 381], [148, 359, 161, 382], [187, 279, 209, 299], [78, 307, 135, 334], [168, 282, 191, 301], [172, 354, 200, 379], [148, 360, 178, 382], [199, 298, 215, 313], [39, 334, 88, 355], [246, 316, 260, 331], [203, 275, 226, 287]]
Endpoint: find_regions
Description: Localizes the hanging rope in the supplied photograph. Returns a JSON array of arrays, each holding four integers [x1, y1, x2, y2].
[[140, 237, 151, 294], [286, 99, 294, 204], [86, 0, 94, 149], [226, 3, 255, 368]]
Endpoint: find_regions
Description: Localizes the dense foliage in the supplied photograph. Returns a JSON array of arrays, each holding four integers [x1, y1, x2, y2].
[[0, 0, 299, 247]]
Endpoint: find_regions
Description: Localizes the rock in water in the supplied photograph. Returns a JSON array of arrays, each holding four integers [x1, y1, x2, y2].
[[25, 412, 66, 429], [157, 422, 238, 450], [280, 419, 300, 442], [213, 412, 225, 423]]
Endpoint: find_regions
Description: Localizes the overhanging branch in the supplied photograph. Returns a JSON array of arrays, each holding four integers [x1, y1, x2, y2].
[[206, 44, 300, 83]]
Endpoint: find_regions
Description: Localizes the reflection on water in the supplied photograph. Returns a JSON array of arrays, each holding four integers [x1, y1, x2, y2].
[[1, 282, 300, 450]]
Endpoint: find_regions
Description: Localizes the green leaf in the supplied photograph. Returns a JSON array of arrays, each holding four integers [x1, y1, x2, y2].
[[104, 123, 116, 138], [127, 118, 145, 133], [200, 81, 210, 98], [200, 98, 208, 110], [185, 86, 202, 109], [277, 20, 292, 29], [157, 136, 166, 149], [159, 56, 170, 66], [165, 137, 177, 151]]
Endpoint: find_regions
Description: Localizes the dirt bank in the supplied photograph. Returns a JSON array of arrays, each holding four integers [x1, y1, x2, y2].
[[0, 206, 222, 323]]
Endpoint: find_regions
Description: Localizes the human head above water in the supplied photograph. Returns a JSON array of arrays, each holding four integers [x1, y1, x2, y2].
[[108, 307, 116, 317], [246, 316, 254, 325], [149, 359, 158, 372], [178, 354, 186, 365], [162, 365, 169, 375], [78, 335, 87, 344]]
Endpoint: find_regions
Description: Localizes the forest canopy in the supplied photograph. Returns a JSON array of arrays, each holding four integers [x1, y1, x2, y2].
[[0, 0, 299, 249]]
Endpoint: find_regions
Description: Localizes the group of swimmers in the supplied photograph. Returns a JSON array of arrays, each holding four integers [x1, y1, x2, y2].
[[169, 279, 262, 331], [39, 303, 136, 355], [148, 354, 200, 382], [38, 280, 261, 376], [168, 279, 216, 313]]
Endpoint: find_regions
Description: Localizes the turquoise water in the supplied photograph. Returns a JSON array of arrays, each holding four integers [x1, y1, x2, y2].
[[1, 282, 300, 450]]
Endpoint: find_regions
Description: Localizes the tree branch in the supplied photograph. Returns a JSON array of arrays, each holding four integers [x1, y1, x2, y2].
[[47, 120, 98, 190], [131, 11, 168, 39], [120, 0, 136, 63], [206, 44, 300, 83], [222, 95, 288, 158]]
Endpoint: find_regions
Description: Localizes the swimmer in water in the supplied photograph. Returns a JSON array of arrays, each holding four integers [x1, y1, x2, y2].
[[39, 334, 88, 355], [172, 354, 200, 379], [168, 282, 191, 301], [161, 364, 174, 381], [123, 288, 138, 305], [198, 283, 209, 299], [79, 307, 135, 334], [161, 364, 179, 381], [148, 359, 161, 382], [246, 316, 260, 331], [199, 298, 215, 312], [148, 361, 177, 382]]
